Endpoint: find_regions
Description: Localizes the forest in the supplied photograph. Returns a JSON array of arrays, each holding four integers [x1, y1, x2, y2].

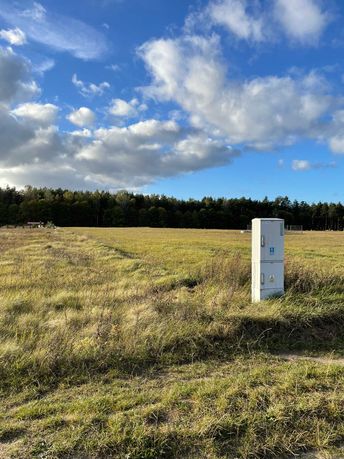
[[0, 185, 343, 230]]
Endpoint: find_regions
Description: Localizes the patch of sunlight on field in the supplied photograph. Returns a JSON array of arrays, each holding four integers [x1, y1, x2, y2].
[[72, 226, 344, 272], [1, 227, 344, 458]]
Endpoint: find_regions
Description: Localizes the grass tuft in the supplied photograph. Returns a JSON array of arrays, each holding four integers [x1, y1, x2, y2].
[[44, 292, 82, 311]]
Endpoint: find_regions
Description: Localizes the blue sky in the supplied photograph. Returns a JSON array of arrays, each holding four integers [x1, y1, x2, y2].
[[0, 0, 344, 202]]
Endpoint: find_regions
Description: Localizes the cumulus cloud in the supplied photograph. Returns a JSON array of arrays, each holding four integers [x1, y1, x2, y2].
[[0, 1, 338, 191], [0, 107, 239, 189], [109, 98, 138, 117], [0, 46, 39, 104], [0, 107, 68, 171], [67, 107, 95, 127], [140, 35, 333, 149], [326, 110, 344, 154], [292, 159, 336, 171], [109, 98, 147, 117], [12, 102, 58, 126], [0, 46, 239, 190], [187, 0, 330, 46], [0, 41, 241, 190], [0, 27, 26, 45], [75, 119, 239, 187], [0, 163, 87, 190], [0, 0, 108, 60], [274, 0, 329, 45], [72, 74, 110, 97], [0, 107, 34, 158], [208, 0, 266, 42]]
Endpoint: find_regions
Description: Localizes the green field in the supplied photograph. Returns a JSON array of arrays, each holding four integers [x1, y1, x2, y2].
[[1, 227, 344, 458]]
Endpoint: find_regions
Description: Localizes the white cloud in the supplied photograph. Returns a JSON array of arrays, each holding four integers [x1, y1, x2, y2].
[[33, 58, 55, 74], [0, 46, 39, 104], [0, 105, 239, 189], [72, 74, 110, 97], [186, 0, 331, 46], [0, 42, 241, 190], [21, 2, 47, 21], [208, 0, 266, 42], [326, 110, 344, 154], [67, 107, 95, 127], [329, 136, 344, 154], [12, 103, 58, 126], [140, 35, 332, 149], [0, 163, 87, 190], [107, 64, 120, 72], [0, 1, 108, 60], [0, 2, 339, 192], [292, 159, 311, 171], [109, 98, 137, 117], [75, 119, 238, 187], [162, 133, 239, 175], [0, 27, 26, 45], [109, 98, 146, 117], [274, 0, 328, 44], [0, 108, 65, 168], [292, 159, 336, 171], [70, 128, 92, 138]]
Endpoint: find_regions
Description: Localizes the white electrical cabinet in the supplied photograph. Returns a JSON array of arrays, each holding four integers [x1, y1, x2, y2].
[[252, 218, 284, 302]]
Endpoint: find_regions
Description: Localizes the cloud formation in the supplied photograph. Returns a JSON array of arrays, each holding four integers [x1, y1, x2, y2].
[[0, 0, 108, 59], [72, 74, 110, 97], [0, 46, 39, 104], [140, 35, 333, 149], [274, 0, 329, 44], [0, 27, 26, 45], [190, 0, 330, 45], [292, 159, 336, 171], [12, 103, 58, 126], [0, 112, 238, 189], [0, 45, 239, 189], [67, 107, 96, 127], [75, 120, 238, 187], [109, 98, 147, 118], [208, 0, 266, 42], [0, 1, 340, 191]]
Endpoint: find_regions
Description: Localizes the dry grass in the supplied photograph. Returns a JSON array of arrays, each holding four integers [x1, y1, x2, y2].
[[0, 227, 344, 458]]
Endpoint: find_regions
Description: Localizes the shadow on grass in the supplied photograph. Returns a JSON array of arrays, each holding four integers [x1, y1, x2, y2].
[[2, 304, 344, 392], [151, 309, 344, 369], [231, 310, 344, 353]]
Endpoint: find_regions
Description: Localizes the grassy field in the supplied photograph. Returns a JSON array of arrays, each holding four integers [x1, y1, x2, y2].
[[1, 227, 344, 458]]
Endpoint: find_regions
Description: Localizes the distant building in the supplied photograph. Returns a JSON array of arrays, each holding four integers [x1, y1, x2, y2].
[[26, 222, 44, 228]]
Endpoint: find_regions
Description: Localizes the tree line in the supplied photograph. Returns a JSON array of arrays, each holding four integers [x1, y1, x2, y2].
[[0, 185, 343, 230]]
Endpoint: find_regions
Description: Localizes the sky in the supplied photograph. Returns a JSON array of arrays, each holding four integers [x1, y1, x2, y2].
[[0, 0, 344, 202]]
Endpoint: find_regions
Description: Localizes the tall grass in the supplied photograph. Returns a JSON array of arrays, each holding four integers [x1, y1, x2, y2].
[[1, 228, 344, 458]]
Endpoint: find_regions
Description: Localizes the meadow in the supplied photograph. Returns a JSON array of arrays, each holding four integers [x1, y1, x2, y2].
[[1, 227, 344, 458]]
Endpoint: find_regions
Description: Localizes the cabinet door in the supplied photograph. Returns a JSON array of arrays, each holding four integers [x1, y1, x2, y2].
[[260, 221, 284, 261], [260, 262, 284, 290]]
